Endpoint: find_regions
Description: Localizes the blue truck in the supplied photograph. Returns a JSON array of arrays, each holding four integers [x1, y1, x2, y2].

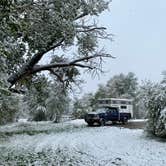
[[84, 106, 131, 126]]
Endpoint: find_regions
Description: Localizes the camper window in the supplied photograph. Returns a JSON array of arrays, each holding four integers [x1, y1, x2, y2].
[[121, 105, 127, 109]]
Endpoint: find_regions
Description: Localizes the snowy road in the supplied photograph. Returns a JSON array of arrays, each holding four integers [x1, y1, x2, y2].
[[0, 120, 166, 166]]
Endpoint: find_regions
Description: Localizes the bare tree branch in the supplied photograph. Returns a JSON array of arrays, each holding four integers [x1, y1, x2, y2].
[[32, 53, 113, 73], [70, 53, 114, 64], [48, 69, 64, 83], [77, 27, 106, 33], [75, 12, 89, 20]]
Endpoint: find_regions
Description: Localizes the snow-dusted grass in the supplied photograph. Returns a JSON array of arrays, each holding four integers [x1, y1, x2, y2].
[[0, 120, 166, 166], [0, 120, 86, 137]]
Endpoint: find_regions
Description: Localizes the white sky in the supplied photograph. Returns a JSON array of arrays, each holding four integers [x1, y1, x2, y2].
[[80, 0, 166, 95]]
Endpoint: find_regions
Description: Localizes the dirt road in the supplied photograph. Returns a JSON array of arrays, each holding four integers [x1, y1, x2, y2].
[[108, 120, 146, 129]]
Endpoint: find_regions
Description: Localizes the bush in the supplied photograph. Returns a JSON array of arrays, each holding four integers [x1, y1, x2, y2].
[[141, 82, 166, 138], [0, 88, 19, 125], [30, 106, 47, 122], [72, 108, 88, 119]]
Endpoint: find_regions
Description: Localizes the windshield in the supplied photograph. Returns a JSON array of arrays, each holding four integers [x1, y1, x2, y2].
[[95, 107, 109, 113]]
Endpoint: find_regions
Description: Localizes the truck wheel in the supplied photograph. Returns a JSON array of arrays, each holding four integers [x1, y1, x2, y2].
[[99, 119, 105, 126], [112, 121, 117, 125], [88, 122, 93, 126], [122, 117, 128, 125]]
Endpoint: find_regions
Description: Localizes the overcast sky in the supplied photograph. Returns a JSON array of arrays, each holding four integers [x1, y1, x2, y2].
[[80, 0, 166, 95]]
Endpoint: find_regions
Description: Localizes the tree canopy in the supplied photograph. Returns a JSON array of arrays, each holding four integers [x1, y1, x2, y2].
[[0, 0, 112, 90], [95, 72, 138, 99]]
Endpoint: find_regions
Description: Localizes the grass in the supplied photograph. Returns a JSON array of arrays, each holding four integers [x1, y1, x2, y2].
[[0, 147, 87, 166], [0, 121, 86, 138], [0, 120, 93, 166]]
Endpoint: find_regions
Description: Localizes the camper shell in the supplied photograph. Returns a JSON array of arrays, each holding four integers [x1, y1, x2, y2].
[[97, 98, 133, 118]]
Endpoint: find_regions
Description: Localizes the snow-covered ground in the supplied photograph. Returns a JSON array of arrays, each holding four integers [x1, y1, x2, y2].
[[129, 119, 147, 122], [0, 120, 166, 166]]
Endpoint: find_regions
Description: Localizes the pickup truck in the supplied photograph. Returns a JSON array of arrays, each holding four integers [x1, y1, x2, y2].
[[84, 106, 131, 126]]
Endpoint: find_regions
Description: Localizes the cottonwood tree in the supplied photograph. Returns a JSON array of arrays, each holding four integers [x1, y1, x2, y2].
[[0, 0, 112, 90]]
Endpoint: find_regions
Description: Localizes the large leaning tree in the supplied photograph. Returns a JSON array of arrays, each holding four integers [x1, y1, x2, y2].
[[0, 0, 113, 90]]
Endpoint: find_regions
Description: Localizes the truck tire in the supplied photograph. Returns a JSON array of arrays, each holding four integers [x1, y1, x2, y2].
[[99, 119, 105, 126], [112, 121, 117, 125], [122, 117, 128, 125], [87, 122, 93, 126]]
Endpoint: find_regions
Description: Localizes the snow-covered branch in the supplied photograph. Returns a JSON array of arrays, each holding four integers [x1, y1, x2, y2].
[[7, 38, 65, 87], [31, 53, 113, 74]]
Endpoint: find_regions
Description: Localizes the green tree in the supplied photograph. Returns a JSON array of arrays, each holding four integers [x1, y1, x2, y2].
[[105, 72, 138, 98], [72, 93, 95, 119], [46, 82, 70, 123], [23, 75, 70, 122], [94, 84, 108, 99], [24, 75, 49, 121], [94, 72, 138, 100], [0, 1, 113, 124]]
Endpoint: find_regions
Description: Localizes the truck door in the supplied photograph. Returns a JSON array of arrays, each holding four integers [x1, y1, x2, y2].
[[107, 108, 119, 121]]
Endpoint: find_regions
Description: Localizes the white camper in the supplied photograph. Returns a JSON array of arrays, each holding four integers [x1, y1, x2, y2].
[[97, 98, 133, 118]]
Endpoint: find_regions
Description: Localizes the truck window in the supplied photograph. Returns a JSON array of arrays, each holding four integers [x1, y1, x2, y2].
[[107, 108, 117, 112], [121, 105, 127, 109], [120, 101, 127, 104], [111, 100, 117, 104]]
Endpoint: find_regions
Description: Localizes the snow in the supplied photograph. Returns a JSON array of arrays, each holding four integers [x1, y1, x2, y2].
[[160, 108, 166, 117], [0, 120, 166, 165], [68, 119, 86, 125], [17, 118, 28, 123], [129, 119, 147, 122]]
